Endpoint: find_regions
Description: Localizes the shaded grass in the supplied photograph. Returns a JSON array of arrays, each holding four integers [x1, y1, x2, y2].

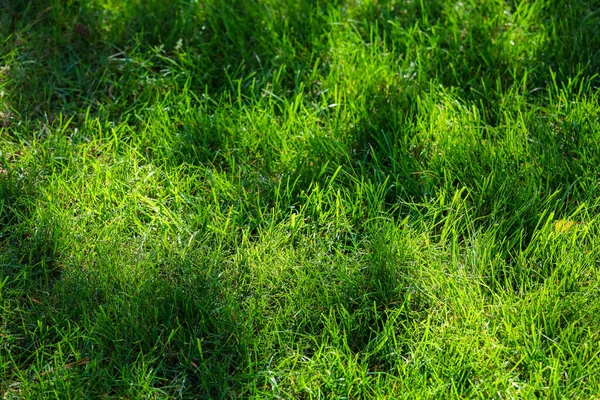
[[2, 0, 600, 398]]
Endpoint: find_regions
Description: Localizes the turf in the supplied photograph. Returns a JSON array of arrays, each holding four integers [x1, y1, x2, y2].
[[1, 0, 600, 398]]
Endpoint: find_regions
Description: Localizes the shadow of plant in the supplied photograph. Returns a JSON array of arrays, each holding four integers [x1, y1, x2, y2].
[[1, 0, 339, 123]]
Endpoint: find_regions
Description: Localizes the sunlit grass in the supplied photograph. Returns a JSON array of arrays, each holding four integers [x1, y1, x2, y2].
[[1, 0, 600, 398]]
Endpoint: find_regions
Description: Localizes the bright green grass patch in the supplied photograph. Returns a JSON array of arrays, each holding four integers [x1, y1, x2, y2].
[[2, 0, 600, 398]]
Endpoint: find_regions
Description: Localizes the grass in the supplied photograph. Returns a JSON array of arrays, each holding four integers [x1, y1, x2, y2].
[[1, 0, 600, 397]]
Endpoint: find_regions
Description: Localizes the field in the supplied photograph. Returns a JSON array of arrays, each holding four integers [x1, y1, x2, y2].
[[1, 0, 600, 398]]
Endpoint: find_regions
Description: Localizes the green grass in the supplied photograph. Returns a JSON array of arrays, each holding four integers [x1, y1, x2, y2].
[[1, 0, 600, 397]]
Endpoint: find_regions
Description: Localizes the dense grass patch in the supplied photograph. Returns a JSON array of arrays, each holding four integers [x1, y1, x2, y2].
[[2, 0, 600, 398]]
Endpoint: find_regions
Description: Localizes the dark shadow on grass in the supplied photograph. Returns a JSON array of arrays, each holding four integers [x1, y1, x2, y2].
[[0, 165, 65, 394], [51, 253, 251, 397], [351, 1, 600, 200], [1, 0, 338, 125], [354, 0, 599, 122]]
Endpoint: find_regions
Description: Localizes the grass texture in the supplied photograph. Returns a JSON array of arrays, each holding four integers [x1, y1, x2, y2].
[[1, 0, 600, 398]]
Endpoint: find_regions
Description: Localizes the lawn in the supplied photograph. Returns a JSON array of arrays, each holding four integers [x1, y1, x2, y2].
[[1, 0, 600, 398]]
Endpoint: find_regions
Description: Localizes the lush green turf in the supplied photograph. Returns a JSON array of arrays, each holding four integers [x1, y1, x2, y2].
[[2, 0, 600, 398]]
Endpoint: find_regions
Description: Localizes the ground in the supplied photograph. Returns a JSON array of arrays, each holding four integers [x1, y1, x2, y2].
[[1, 0, 600, 398]]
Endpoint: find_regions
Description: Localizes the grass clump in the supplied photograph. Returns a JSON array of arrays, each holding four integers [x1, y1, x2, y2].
[[2, 0, 600, 398]]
